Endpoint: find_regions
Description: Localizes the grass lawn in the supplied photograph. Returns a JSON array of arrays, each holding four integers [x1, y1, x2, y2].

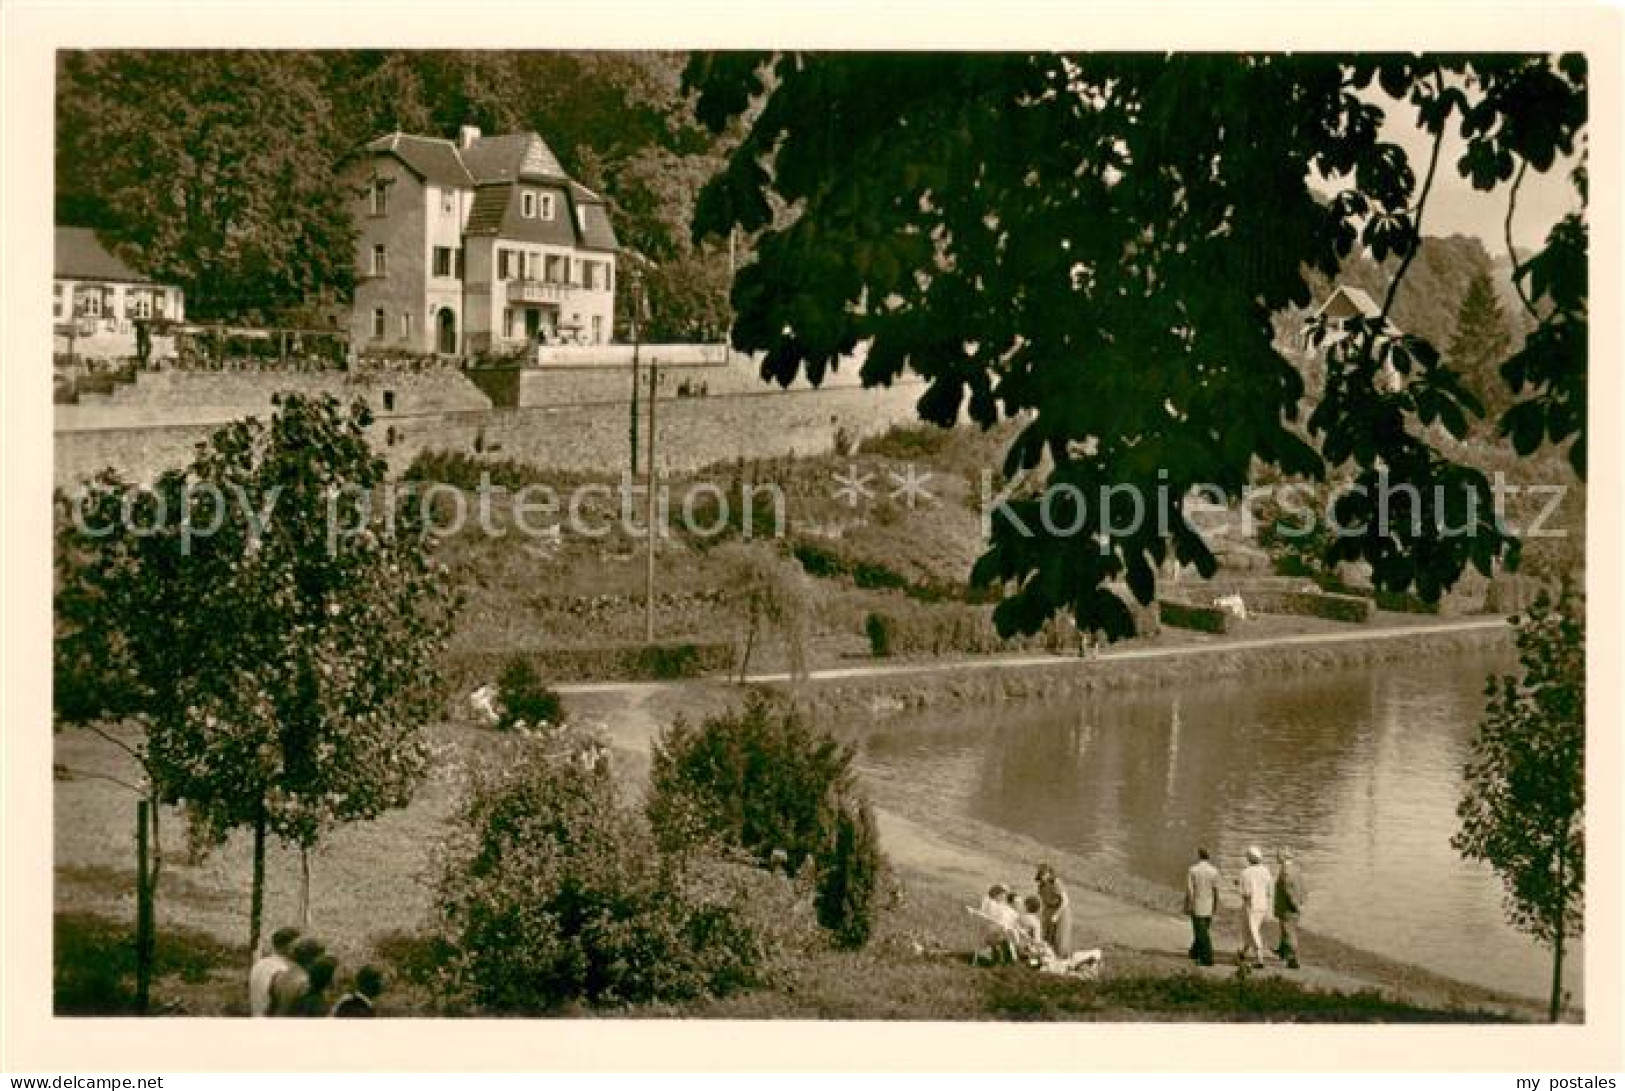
[[54, 717, 1512, 1022]]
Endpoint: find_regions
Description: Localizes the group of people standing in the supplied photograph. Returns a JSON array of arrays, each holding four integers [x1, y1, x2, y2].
[[248, 926, 385, 1017], [1185, 845, 1307, 970]]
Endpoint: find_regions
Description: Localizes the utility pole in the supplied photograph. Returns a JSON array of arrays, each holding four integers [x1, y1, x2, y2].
[[629, 305, 641, 477], [644, 358, 659, 644]]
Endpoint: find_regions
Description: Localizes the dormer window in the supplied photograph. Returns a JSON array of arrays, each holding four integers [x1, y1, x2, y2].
[[521, 190, 556, 220], [369, 178, 389, 216]]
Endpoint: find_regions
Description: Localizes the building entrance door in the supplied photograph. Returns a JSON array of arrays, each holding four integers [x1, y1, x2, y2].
[[438, 307, 457, 354]]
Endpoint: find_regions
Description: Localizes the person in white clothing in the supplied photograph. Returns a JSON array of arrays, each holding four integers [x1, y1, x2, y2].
[[1238, 846, 1274, 969], [248, 926, 301, 1017]]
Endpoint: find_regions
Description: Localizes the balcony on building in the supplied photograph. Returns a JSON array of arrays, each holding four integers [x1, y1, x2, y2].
[[507, 278, 574, 304]]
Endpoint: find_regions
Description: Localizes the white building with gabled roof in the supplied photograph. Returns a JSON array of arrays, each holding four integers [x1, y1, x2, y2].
[[345, 125, 618, 358]]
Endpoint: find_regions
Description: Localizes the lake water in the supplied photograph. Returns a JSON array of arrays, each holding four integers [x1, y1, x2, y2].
[[857, 650, 1580, 1002]]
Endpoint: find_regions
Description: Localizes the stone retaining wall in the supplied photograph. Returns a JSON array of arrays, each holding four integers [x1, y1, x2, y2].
[[55, 379, 929, 489]]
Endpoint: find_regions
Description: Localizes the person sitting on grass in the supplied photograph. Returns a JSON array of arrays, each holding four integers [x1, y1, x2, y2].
[[1016, 895, 1045, 949], [248, 926, 300, 1018], [1004, 915, 1104, 980], [332, 965, 384, 1018], [297, 955, 339, 1017], [269, 937, 323, 1016], [974, 883, 1019, 964]]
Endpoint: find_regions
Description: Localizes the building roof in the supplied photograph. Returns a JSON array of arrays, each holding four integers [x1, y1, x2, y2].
[[461, 132, 567, 184], [355, 128, 619, 252], [1314, 284, 1383, 322], [362, 133, 475, 187], [575, 200, 619, 252], [55, 227, 157, 284]]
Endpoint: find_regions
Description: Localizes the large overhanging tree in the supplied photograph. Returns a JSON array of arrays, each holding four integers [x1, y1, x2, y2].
[[684, 53, 1586, 639]]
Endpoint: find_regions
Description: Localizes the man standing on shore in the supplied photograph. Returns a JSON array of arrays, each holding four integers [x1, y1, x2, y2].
[[1273, 848, 1306, 970], [1239, 846, 1273, 969], [1184, 847, 1222, 967]]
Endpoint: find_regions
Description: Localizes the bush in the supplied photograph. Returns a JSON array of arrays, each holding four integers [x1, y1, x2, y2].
[[1245, 589, 1373, 624], [815, 801, 884, 948], [790, 538, 958, 602], [1374, 589, 1442, 615], [445, 641, 735, 690], [865, 613, 893, 658], [647, 695, 886, 948], [495, 656, 563, 731], [1158, 599, 1232, 634], [434, 749, 763, 1012]]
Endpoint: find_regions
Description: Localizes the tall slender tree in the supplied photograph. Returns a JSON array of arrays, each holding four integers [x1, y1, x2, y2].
[[1448, 269, 1517, 423], [1454, 587, 1585, 1021], [56, 395, 459, 953]]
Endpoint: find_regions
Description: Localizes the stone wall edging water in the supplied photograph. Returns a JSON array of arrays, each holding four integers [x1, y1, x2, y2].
[[771, 624, 1515, 724]]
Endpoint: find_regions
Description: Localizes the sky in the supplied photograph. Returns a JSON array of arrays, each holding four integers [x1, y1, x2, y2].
[[1372, 90, 1584, 258]]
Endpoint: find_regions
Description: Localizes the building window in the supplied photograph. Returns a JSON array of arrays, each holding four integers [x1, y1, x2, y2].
[[372, 308, 386, 339], [442, 189, 454, 214], [434, 246, 453, 278], [503, 307, 516, 338], [497, 249, 512, 280], [401, 312, 413, 339], [153, 289, 168, 318], [370, 178, 389, 216], [129, 293, 152, 320], [53, 283, 63, 318], [383, 391, 396, 412], [541, 193, 555, 220], [77, 289, 103, 318], [592, 315, 603, 343], [544, 255, 563, 284], [522, 191, 536, 219], [371, 244, 387, 277]]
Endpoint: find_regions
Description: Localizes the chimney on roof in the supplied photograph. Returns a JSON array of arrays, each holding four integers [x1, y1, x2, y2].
[[458, 125, 482, 150]]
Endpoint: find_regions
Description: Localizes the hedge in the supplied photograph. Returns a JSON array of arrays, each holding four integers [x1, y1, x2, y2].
[[1158, 599, 1232, 634], [446, 640, 736, 690], [1373, 589, 1442, 615], [1246, 589, 1373, 624]]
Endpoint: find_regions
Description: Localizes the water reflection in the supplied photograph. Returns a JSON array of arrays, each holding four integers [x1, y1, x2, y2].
[[860, 651, 1581, 1001]]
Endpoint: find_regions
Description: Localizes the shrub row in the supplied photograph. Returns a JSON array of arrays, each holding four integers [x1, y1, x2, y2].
[[1373, 589, 1442, 615], [1158, 599, 1233, 635], [1246, 589, 1374, 624], [790, 539, 965, 603], [447, 641, 736, 690], [863, 601, 1153, 658], [864, 604, 1012, 657]]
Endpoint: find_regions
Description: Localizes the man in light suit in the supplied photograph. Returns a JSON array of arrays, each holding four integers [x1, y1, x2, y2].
[[1184, 847, 1222, 967], [1239, 846, 1274, 969]]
